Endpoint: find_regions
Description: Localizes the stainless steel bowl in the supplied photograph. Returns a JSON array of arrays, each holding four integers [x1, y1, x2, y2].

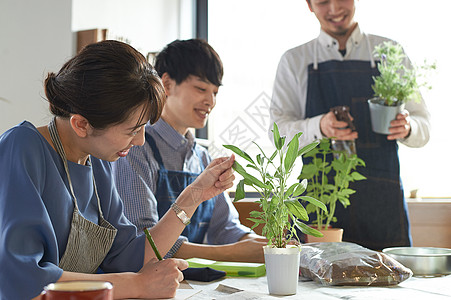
[[382, 247, 451, 277]]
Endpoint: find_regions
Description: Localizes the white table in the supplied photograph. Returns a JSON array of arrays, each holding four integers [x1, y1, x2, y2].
[[179, 274, 451, 300]]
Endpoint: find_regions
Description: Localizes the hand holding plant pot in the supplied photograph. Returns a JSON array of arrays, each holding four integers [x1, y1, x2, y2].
[[369, 41, 435, 134], [223, 123, 327, 295]]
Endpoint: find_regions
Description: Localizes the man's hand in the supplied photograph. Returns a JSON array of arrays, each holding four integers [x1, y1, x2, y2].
[[387, 111, 411, 140], [320, 111, 358, 140]]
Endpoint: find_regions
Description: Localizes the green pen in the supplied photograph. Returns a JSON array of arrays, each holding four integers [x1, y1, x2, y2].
[[143, 227, 163, 260]]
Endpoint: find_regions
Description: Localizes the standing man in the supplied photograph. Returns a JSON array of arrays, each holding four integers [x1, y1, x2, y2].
[[114, 39, 266, 262], [269, 0, 430, 250]]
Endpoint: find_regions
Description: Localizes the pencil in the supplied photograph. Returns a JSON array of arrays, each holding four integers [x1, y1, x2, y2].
[[143, 227, 163, 260]]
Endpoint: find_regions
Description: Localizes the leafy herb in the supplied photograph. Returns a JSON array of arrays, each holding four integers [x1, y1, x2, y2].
[[372, 41, 435, 106], [298, 138, 366, 230], [224, 123, 327, 248]]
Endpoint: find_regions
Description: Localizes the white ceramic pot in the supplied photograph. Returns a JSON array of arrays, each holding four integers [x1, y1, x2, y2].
[[263, 245, 300, 295], [368, 98, 405, 134]]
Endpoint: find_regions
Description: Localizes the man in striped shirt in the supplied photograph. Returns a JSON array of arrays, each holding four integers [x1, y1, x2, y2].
[[113, 39, 266, 262]]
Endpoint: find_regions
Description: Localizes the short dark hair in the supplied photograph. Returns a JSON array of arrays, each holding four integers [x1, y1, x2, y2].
[[44, 40, 165, 130], [154, 39, 223, 87]]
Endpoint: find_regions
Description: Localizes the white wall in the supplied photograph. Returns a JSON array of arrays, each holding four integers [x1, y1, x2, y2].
[[0, 0, 73, 134], [0, 0, 192, 135], [72, 0, 194, 55]]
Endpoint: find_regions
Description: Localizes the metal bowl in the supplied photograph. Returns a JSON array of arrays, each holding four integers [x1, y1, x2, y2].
[[382, 247, 451, 277]]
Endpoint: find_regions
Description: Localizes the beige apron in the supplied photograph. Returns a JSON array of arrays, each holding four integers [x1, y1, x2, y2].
[[49, 118, 117, 274]]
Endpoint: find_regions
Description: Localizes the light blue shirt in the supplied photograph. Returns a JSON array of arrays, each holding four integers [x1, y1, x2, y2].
[[0, 121, 145, 299], [113, 119, 251, 257]]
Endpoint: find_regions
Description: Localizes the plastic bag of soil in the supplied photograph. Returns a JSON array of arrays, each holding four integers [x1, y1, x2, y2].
[[299, 242, 412, 286]]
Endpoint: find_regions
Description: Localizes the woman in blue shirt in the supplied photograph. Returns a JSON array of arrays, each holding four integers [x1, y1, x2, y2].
[[0, 40, 235, 299]]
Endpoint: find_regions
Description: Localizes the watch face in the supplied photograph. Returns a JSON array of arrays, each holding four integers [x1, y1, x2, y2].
[[178, 211, 190, 225]]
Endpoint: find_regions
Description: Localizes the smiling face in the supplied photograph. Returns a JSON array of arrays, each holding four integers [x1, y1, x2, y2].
[[161, 74, 218, 136], [86, 103, 148, 162], [307, 0, 357, 42]]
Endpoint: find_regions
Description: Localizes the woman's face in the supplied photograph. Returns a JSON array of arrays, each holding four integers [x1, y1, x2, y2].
[[87, 104, 148, 162]]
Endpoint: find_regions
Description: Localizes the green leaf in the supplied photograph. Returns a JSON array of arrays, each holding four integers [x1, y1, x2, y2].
[[338, 196, 351, 207], [298, 140, 320, 156], [293, 179, 308, 197], [234, 179, 245, 201], [299, 195, 328, 213], [249, 210, 263, 217], [338, 188, 356, 197], [223, 144, 254, 165], [285, 199, 309, 221], [284, 132, 301, 172], [351, 172, 367, 181], [233, 161, 267, 189], [294, 221, 323, 237], [256, 154, 263, 166], [247, 217, 263, 224], [269, 150, 278, 161], [272, 123, 283, 150], [246, 164, 261, 172], [285, 183, 298, 197]]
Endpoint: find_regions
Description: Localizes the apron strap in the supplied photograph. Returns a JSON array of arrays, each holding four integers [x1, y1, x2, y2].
[[48, 117, 79, 211], [48, 117, 104, 216], [145, 132, 166, 170], [365, 34, 376, 68], [313, 39, 318, 70], [146, 131, 205, 172]]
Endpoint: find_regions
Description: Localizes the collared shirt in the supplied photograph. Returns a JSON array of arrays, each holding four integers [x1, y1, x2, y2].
[[113, 119, 250, 258], [269, 24, 431, 148]]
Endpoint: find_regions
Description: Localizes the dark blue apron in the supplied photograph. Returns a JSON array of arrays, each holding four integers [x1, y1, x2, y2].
[[304, 59, 411, 250], [146, 133, 215, 243]]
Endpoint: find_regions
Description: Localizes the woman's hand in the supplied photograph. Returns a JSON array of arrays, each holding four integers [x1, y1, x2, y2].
[[182, 155, 235, 208], [136, 258, 188, 299]]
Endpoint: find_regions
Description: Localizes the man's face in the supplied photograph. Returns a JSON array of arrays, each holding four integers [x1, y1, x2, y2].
[[307, 0, 356, 38], [162, 75, 218, 135]]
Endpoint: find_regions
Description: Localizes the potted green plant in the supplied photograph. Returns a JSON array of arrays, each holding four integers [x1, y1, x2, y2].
[[223, 123, 327, 296], [368, 41, 435, 134], [299, 138, 366, 242]]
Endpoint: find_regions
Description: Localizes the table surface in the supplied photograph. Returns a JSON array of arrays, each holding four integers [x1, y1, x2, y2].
[[177, 274, 451, 300]]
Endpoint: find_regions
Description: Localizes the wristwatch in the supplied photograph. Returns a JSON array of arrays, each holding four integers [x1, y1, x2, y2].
[[171, 203, 191, 225]]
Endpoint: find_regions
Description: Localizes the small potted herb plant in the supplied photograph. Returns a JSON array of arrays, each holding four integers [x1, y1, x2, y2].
[[224, 123, 327, 296], [368, 41, 435, 134], [298, 138, 366, 242]]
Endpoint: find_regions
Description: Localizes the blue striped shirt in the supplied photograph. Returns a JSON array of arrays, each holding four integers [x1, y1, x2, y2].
[[112, 119, 251, 258]]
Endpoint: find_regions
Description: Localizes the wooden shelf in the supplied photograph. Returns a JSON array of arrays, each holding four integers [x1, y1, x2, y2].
[[77, 28, 108, 53]]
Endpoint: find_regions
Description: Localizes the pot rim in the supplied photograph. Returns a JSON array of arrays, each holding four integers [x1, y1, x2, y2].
[[368, 97, 405, 107], [263, 244, 300, 255]]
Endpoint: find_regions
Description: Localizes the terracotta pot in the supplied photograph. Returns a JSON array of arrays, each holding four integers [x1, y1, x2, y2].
[[306, 227, 343, 243]]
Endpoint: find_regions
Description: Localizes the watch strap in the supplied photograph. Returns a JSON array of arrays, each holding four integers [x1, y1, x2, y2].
[[171, 203, 191, 225]]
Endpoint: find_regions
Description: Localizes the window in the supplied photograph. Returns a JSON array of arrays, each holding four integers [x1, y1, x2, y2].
[[207, 0, 449, 198]]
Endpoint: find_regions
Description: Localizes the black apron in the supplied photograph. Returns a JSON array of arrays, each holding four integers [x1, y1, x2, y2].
[[304, 58, 411, 250], [146, 133, 215, 244]]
